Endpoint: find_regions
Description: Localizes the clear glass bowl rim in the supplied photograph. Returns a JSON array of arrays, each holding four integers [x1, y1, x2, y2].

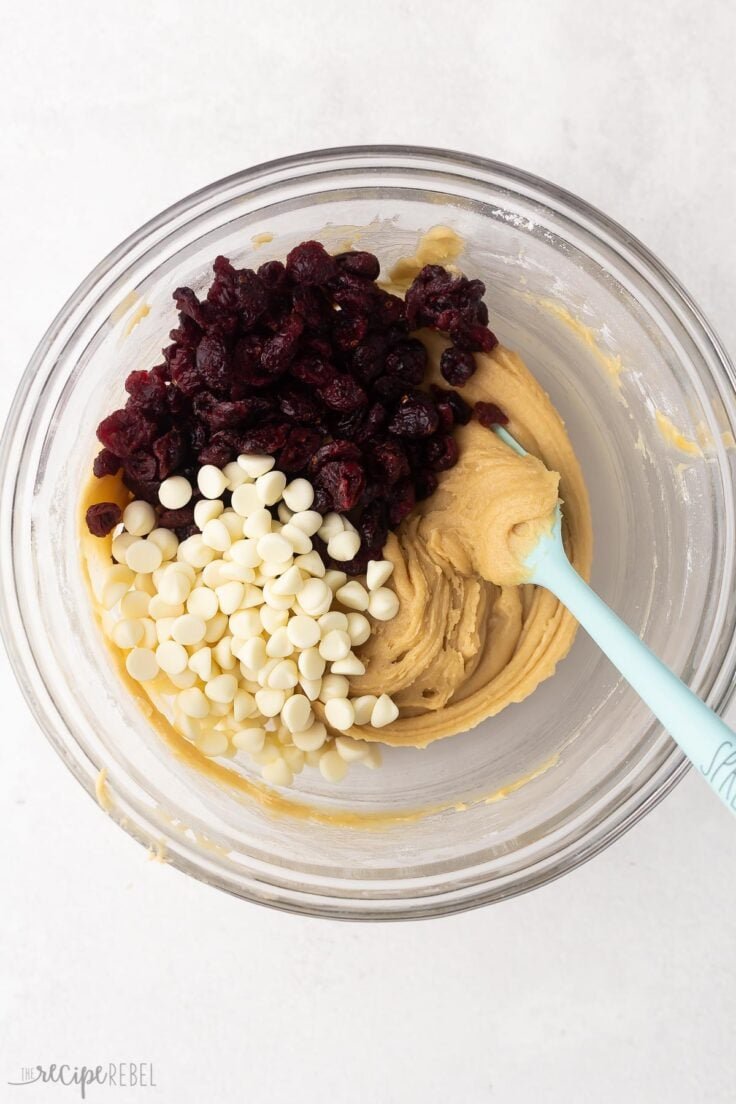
[[2, 144, 735, 920]]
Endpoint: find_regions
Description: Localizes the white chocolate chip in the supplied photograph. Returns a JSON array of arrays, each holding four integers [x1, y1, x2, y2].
[[178, 535, 216, 569], [148, 528, 179, 561], [287, 615, 321, 650], [112, 532, 136, 564], [255, 688, 286, 717], [327, 530, 361, 562], [125, 647, 159, 682], [318, 512, 345, 542], [155, 640, 188, 675], [297, 647, 326, 680], [277, 502, 294, 524], [158, 476, 192, 510], [171, 614, 207, 646], [324, 697, 355, 732], [215, 580, 244, 615], [188, 646, 214, 682], [157, 568, 192, 606], [155, 617, 176, 644], [270, 565, 304, 596], [346, 612, 371, 646], [318, 610, 349, 633], [120, 591, 150, 619], [351, 695, 378, 725], [186, 587, 219, 620], [197, 464, 229, 499], [229, 538, 262, 568], [101, 565, 135, 609], [297, 578, 332, 617], [256, 470, 287, 506], [366, 559, 394, 590], [290, 510, 323, 537], [282, 478, 314, 512], [202, 518, 232, 552], [213, 636, 236, 671], [299, 677, 322, 701], [229, 609, 262, 638], [330, 652, 366, 676], [205, 673, 238, 704], [123, 500, 157, 537], [257, 532, 293, 563], [324, 569, 348, 592], [335, 580, 369, 611], [371, 693, 399, 728], [261, 758, 294, 787], [268, 659, 299, 690], [280, 523, 312, 555], [266, 627, 293, 658], [243, 508, 273, 538], [294, 551, 325, 577], [194, 498, 225, 530], [240, 637, 267, 670], [335, 735, 371, 762], [232, 727, 266, 752], [281, 694, 313, 734], [237, 453, 275, 477], [223, 460, 249, 490], [111, 619, 144, 649], [319, 630, 352, 662], [169, 668, 198, 689], [368, 587, 400, 621], [232, 690, 258, 723], [259, 606, 288, 634], [319, 673, 350, 701], [292, 722, 327, 752], [204, 612, 229, 643], [319, 748, 349, 782], [195, 731, 230, 758], [231, 483, 261, 517]]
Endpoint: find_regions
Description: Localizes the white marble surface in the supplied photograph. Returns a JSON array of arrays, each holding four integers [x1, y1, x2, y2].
[[2, 2, 735, 1101]]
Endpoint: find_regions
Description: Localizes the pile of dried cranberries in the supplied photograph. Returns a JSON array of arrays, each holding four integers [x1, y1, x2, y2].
[[89, 241, 505, 572]]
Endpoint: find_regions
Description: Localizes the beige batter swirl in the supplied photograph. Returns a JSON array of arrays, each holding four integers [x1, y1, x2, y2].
[[344, 329, 592, 748]]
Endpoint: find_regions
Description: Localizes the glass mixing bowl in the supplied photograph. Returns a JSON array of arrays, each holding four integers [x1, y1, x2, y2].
[[2, 146, 736, 919]]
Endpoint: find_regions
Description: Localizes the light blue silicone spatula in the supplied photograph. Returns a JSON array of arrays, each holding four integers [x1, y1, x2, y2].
[[494, 424, 736, 814]]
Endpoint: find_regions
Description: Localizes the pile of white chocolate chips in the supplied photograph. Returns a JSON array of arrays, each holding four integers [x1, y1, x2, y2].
[[95, 453, 401, 787]]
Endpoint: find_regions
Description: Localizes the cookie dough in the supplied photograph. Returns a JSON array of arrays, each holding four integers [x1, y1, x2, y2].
[[347, 329, 592, 747]]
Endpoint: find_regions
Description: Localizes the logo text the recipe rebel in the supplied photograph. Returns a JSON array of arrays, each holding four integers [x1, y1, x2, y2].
[[8, 1062, 157, 1098]]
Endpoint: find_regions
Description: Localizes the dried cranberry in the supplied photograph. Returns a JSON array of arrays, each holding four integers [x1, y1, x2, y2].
[[198, 432, 237, 467], [85, 502, 122, 536], [123, 452, 158, 484], [384, 339, 427, 385], [168, 346, 203, 396], [440, 346, 477, 387], [425, 434, 459, 471], [320, 375, 367, 413], [332, 313, 369, 352], [92, 449, 121, 478], [290, 354, 335, 387], [353, 401, 388, 444], [278, 428, 324, 472], [196, 334, 231, 392], [373, 375, 411, 404], [388, 479, 416, 526], [292, 285, 332, 330], [278, 385, 325, 425], [359, 500, 389, 553], [314, 460, 366, 511], [124, 370, 168, 419], [309, 440, 362, 474], [158, 506, 195, 530], [372, 290, 406, 326], [121, 473, 160, 504], [474, 401, 509, 428], [388, 393, 440, 438], [430, 385, 472, 425], [237, 424, 290, 454], [329, 408, 365, 440], [285, 240, 337, 285], [173, 287, 207, 328], [97, 409, 157, 458], [208, 259, 268, 329], [449, 320, 498, 354], [260, 313, 303, 373], [334, 251, 381, 280], [257, 260, 288, 290], [351, 333, 388, 384], [369, 439, 410, 484], [153, 428, 187, 479], [415, 469, 439, 500]]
